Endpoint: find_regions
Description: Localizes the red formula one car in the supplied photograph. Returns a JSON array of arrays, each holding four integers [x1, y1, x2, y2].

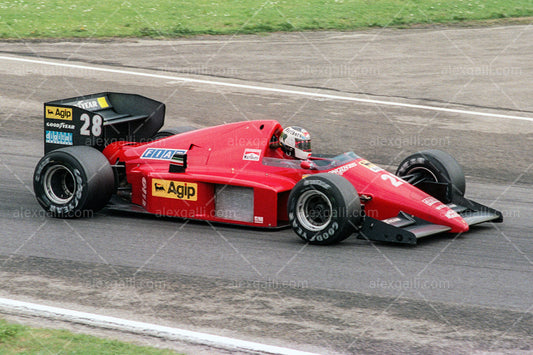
[[34, 93, 502, 245]]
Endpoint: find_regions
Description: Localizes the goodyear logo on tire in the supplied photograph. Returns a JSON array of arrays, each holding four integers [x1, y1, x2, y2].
[[45, 106, 73, 120], [152, 179, 197, 201]]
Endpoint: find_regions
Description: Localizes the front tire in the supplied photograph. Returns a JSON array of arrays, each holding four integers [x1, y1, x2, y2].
[[33, 146, 114, 218], [288, 173, 361, 245], [396, 149, 466, 200]]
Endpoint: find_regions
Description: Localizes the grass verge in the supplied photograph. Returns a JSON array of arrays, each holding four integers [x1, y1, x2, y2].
[[0, 318, 178, 354], [0, 0, 532, 39]]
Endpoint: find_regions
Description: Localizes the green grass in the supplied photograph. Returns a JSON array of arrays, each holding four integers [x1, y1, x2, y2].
[[0, 318, 178, 354], [0, 0, 532, 38]]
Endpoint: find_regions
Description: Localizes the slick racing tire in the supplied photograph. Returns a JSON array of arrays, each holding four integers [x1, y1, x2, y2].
[[288, 173, 361, 245], [33, 146, 115, 218], [396, 149, 466, 199], [152, 126, 197, 140]]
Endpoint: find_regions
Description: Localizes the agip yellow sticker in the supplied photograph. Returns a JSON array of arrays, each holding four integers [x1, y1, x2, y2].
[[152, 179, 197, 201], [45, 106, 73, 120]]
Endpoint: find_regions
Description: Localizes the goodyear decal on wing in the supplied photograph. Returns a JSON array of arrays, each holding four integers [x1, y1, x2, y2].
[[45, 106, 73, 120], [45, 121, 75, 130], [152, 179, 197, 201], [141, 148, 187, 161], [45, 131, 73, 145], [73, 97, 110, 110]]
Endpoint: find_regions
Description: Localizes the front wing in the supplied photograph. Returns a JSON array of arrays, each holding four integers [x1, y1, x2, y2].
[[358, 196, 503, 245]]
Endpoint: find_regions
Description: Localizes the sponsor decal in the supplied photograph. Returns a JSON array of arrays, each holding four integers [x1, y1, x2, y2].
[[141, 148, 187, 161], [423, 197, 459, 218], [34, 157, 50, 182], [254, 216, 264, 224], [329, 162, 358, 176], [359, 160, 383, 173], [308, 221, 338, 242], [422, 197, 440, 207], [171, 152, 186, 167], [243, 148, 261, 161], [445, 209, 460, 219], [45, 106, 72, 120], [45, 131, 73, 146], [74, 97, 110, 110], [303, 179, 330, 189], [169, 151, 187, 173], [152, 179, 197, 201], [283, 126, 309, 140], [45, 121, 75, 130], [141, 177, 147, 207], [97, 97, 109, 108]]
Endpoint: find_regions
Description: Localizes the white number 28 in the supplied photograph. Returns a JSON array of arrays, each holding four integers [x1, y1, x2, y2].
[[80, 113, 103, 137]]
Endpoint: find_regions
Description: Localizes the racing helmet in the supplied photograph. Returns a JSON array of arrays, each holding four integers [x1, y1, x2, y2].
[[280, 126, 311, 159]]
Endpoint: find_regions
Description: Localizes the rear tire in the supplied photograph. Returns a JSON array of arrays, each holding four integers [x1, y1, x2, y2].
[[152, 126, 197, 140], [396, 149, 466, 199], [288, 173, 361, 245], [33, 146, 114, 218]]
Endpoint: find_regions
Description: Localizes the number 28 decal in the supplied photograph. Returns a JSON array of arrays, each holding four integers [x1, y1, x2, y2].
[[381, 173, 405, 187], [80, 113, 103, 137]]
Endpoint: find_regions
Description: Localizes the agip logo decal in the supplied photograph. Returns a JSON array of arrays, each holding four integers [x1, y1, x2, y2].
[[152, 179, 197, 201], [45, 106, 73, 120]]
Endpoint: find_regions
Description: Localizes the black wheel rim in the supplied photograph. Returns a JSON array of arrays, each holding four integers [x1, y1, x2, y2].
[[400, 167, 438, 187]]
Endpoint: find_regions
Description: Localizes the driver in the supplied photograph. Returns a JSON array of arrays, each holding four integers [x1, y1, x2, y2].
[[270, 126, 312, 159]]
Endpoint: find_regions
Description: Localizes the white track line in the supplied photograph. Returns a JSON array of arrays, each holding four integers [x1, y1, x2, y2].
[[0, 298, 319, 355], [1, 54, 532, 122]]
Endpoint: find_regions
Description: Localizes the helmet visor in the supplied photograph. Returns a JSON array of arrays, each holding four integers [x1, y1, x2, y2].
[[295, 138, 311, 152]]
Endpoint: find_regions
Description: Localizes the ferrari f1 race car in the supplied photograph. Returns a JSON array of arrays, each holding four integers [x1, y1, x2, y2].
[[34, 92, 503, 245]]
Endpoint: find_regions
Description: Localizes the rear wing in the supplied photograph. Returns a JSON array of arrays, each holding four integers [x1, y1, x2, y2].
[[44, 92, 165, 153]]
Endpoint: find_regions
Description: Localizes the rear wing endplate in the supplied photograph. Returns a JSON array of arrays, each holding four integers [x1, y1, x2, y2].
[[44, 92, 165, 153]]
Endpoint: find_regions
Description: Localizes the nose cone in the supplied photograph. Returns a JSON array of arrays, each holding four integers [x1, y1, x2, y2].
[[340, 162, 471, 234], [447, 213, 470, 233], [407, 190, 470, 234]]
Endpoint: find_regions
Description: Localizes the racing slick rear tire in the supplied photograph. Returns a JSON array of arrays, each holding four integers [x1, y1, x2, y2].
[[288, 173, 361, 245], [152, 126, 197, 140], [33, 146, 115, 218], [396, 149, 466, 200]]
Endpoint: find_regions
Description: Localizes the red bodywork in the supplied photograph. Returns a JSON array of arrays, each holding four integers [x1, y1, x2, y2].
[[103, 120, 469, 233]]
